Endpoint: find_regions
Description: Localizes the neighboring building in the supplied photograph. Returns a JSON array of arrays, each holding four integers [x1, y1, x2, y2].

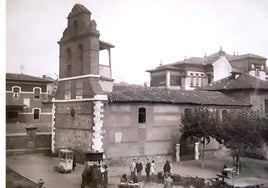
[[6, 73, 54, 133], [42, 75, 58, 99], [147, 48, 267, 90], [198, 72, 268, 117], [198, 72, 268, 159]]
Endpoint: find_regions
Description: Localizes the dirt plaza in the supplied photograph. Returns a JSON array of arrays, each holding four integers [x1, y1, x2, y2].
[[6, 153, 268, 188]]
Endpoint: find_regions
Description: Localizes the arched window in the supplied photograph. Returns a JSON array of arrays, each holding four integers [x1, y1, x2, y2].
[[13, 87, 20, 98], [66, 47, 71, 62], [78, 44, 83, 61], [138, 107, 146, 123], [78, 44, 83, 74], [73, 20, 78, 35], [66, 47, 72, 77], [34, 88, 41, 99], [33, 109, 40, 119]]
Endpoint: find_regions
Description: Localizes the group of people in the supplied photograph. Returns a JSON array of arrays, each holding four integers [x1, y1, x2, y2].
[[81, 162, 108, 188], [125, 158, 173, 187], [128, 158, 156, 183]]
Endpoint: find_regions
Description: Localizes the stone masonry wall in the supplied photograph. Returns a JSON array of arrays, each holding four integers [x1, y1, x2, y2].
[[54, 101, 94, 153]]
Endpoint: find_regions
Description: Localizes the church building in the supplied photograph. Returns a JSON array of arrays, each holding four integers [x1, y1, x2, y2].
[[53, 4, 267, 162]]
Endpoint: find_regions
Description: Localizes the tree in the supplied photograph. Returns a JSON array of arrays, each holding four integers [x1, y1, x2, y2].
[[180, 107, 268, 171], [212, 109, 267, 173], [217, 110, 267, 150], [258, 116, 268, 144], [180, 107, 220, 142], [180, 107, 220, 167]]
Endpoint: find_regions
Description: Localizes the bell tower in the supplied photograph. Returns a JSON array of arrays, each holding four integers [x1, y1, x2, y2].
[[52, 4, 114, 157], [58, 4, 101, 78]]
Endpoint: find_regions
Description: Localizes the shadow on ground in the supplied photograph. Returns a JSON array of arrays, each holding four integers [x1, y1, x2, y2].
[[6, 166, 38, 188]]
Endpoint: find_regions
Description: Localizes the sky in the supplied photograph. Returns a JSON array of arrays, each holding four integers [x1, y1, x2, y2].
[[6, 0, 268, 85]]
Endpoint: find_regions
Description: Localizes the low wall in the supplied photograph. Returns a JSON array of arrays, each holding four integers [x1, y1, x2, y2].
[[105, 154, 174, 166], [6, 132, 51, 154]]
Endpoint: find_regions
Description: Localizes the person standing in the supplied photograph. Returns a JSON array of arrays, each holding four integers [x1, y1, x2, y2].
[[81, 165, 92, 188], [163, 161, 171, 177], [163, 173, 173, 188], [91, 163, 102, 188], [150, 160, 156, 175], [150, 160, 156, 181], [136, 159, 143, 182], [145, 159, 151, 182], [102, 165, 108, 188], [72, 154, 76, 171], [130, 159, 136, 181]]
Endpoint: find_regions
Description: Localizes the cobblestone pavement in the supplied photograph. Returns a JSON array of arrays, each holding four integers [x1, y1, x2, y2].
[[6, 153, 268, 188]]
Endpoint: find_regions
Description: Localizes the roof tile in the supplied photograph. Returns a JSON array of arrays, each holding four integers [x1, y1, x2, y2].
[[6, 73, 54, 83], [108, 84, 251, 107], [198, 73, 268, 91]]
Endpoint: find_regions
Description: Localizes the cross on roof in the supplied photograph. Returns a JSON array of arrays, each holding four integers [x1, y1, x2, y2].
[[19, 64, 25, 74]]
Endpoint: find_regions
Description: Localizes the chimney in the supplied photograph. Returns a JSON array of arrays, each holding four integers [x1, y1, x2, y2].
[[219, 46, 225, 56]]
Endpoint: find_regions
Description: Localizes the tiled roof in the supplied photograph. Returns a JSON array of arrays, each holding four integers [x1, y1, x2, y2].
[[176, 57, 203, 65], [228, 53, 267, 61], [6, 73, 54, 83], [198, 73, 268, 91], [146, 65, 183, 72], [100, 40, 115, 50], [108, 84, 251, 107], [147, 50, 267, 73], [147, 50, 234, 72]]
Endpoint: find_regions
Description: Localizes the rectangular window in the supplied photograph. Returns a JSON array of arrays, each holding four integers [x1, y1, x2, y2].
[[255, 67, 260, 77], [190, 73, 193, 86], [23, 98, 30, 107], [195, 74, 199, 86], [138, 107, 146, 123], [170, 75, 181, 86], [34, 109, 40, 119], [115, 132, 122, 143], [34, 88, 41, 99], [207, 74, 212, 84], [151, 74, 166, 87]]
